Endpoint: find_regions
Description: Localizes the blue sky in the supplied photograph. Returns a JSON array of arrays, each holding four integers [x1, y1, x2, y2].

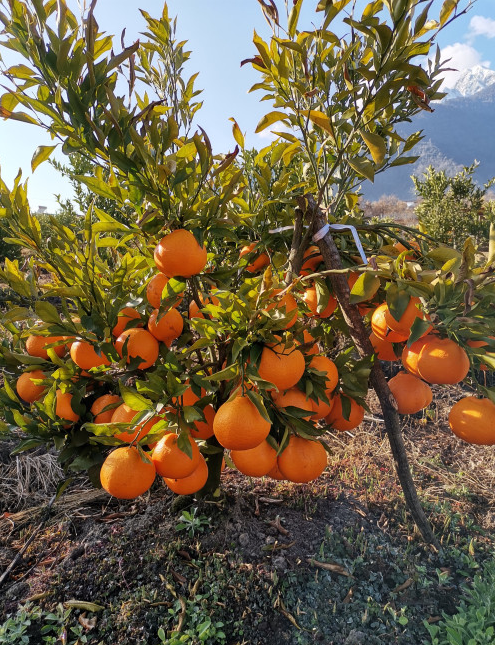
[[1, 0, 494, 212]]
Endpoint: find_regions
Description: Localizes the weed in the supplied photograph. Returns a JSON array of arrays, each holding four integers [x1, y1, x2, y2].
[[175, 507, 211, 538], [0, 602, 88, 645]]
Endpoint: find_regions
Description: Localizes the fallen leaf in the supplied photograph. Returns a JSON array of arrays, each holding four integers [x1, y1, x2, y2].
[[392, 578, 413, 594], [307, 559, 353, 577], [171, 569, 187, 584], [343, 587, 354, 604], [64, 600, 104, 612]]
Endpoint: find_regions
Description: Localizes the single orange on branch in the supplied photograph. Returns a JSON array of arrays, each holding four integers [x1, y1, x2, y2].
[[111, 307, 143, 338], [415, 336, 470, 385], [146, 273, 183, 309], [277, 435, 327, 483], [26, 334, 66, 360], [239, 241, 270, 273], [154, 229, 207, 278], [100, 446, 156, 499], [148, 308, 183, 344], [91, 393, 122, 423], [152, 432, 200, 478], [388, 372, 432, 415], [449, 397, 495, 445], [16, 370, 47, 403], [115, 328, 160, 370], [230, 440, 277, 477], [303, 285, 337, 319], [213, 394, 271, 450], [257, 342, 305, 392], [163, 454, 209, 494], [264, 288, 298, 329], [325, 394, 364, 432], [110, 403, 162, 443], [70, 340, 111, 370]]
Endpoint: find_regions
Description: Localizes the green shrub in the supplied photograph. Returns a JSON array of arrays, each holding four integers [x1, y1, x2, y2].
[[413, 164, 495, 249], [426, 559, 495, 645]]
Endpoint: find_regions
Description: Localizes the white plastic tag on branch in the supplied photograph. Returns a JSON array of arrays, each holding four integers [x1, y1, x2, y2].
[[327, 224, 368, 265]]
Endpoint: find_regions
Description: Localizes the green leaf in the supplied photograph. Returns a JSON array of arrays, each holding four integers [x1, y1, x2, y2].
[[246, 388, 271, 423], [177, 430, 193, 460], [360, 130, 386, 165], [31, 145, 57, 172], [409, 317, 432, 345], [119, 384, 153, 412], [255, 111, 289, 134], [206, 363, 239, 382], [229, 117, 244, 149], [349, 273, 380, 304], [386, 285, 410, 323], [348, 157, 375, 182], [35, 301, 61, 324]]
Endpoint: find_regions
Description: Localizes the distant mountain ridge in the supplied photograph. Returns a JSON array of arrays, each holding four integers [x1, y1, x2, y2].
[[363, 68, 495, 202]]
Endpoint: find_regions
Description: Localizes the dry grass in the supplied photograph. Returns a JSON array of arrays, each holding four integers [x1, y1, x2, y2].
[[0, 450, 64, 513]]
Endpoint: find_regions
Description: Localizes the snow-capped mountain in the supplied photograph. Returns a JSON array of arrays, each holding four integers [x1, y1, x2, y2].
[[445, 65, 495, 100]]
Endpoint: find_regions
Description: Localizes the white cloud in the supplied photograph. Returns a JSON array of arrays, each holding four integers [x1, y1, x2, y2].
[[468, 15, 495, 40], [438, 42, 491, 88]]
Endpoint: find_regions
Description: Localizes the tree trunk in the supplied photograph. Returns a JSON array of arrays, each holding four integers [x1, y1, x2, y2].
[[304, 195, 438, 547]]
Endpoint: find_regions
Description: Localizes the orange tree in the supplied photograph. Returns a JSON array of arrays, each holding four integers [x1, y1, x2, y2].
[[1, 0, 494, 545]]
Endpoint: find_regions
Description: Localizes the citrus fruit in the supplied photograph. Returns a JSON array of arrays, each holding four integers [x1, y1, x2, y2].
[[448, 397, 495, 445], [111, 307, 143, 337], [388, 372, 433, 414], [110, 403, 161, 443], [325, 394, 364, 431], [152, 433, 200, 478], [189, 404, 216, 440], [265, 289, 298, 329], [303, 286, 337, 318], [239, 242, 270, 273], [91, 394, 121, 423], [146, 273, 183, 309], [371, 303, 409, 342], [370, 332, 399, 362], [189, 293, 220, 319], [383, 297, 431, 338], [309, 355, 339, 393], [26, 335, 66, 360], [148, 308, 183, 344], [100, 446, 156, 499], [271, 388, 313, 419], [416, 336, 470, 385], [16, 370, 47, 403], [230, 440, 277, 477], [55, 390, 80, 424], [70, 341, 111, 370], [163, 454, 209, 494], [115, 328, 159, 370], [257, 342, 305, 391], [278, 435, 327, 483], [213, 395, 271, 450], [300, 246, 323, 275], [154, 229, 207, 278]]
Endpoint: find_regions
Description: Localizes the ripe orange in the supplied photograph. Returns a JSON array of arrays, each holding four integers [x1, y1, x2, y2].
[[449, 397, 495, 445], [303, 286, 338, 318], [154, 229, 207, 278], [115, 328, 159, 370], [300, 246, 323, 275], [70, 341, 111, 370], [111, 307, 143, 337], [401, 335, 434, 377], [272, 388, 313, 419], [416, 336, 470, 385], [152, 433, 200, 478], [309, 355, 339, 393], [91, 394, 121, 423], [239, 242, 270, 273], [189, 293, 220, 319], [265, 289, 298, 329], [146, 273, 183, 309], [388, 372, 433, 414], [231, 440, 277, 477], [170, 383, 206, 408], [325, 394, 364, 431], [213, 395, 271, 450], [383, 297, 431, 338], [55, 390, 80, 424], [258, 342, 305, 391], [189, 404, 216, 440], [26, 335, 66, 360], [16, 370, 47, 403], [371, 303, 409, 343], [370, 332, 399, 362], [100, 446, 156, 499], [163, 454, 209, 494], [110, 403, 161, 443], [148, 308, 183, 344], [278, 435, 327, 483]]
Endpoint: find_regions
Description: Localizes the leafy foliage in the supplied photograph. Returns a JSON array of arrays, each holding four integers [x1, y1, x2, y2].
[[413, 164, 495, 248]]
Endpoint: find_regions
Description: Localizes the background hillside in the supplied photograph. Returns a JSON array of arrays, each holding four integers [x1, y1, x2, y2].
[[364, 66, 495, 201]]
